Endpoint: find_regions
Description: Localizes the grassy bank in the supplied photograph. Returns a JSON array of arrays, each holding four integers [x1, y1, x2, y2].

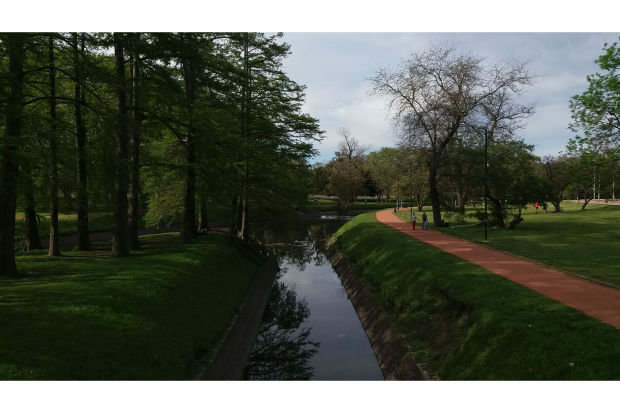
[[333, 211, 620, 379], [394, 202, 620, 287], [306, 198, 412, 212], [0, 233, 258, 380]]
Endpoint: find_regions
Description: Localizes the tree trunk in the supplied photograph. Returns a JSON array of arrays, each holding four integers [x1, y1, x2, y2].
[[128, 33, 141, 251], [456, 187, 467, 214], [111, 32, 130, 257], [229, 194, 238, 241], [428, 164, 442, 226], [73, 32, 90, 251], [198, 196, 210, 232], [505, 215, 524, 229], [180, 54, 196, 245], [0, 34, 24, 276], [581, 198, 591, 210], [235, 194, 244, 237], [241, 197, 250, 242], [487, 193, 505, 227], [22, 160, 43, 251], [48, 35, 61, 257], [23, 205, 43, 251]]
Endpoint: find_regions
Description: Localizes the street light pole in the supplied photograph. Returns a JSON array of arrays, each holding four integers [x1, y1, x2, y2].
[[484, 128, 488, 243], [410, 162, 413, 219]]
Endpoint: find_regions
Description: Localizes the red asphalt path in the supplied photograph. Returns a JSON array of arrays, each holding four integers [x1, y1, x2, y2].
[[376, 210, 620, 329]]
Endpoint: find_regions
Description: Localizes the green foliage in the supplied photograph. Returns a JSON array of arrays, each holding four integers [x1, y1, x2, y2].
[[569, 37, 620, 146], [334, 212, 620, 379]]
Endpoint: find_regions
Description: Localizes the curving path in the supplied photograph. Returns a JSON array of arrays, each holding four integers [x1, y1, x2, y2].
[[376, 210, 620, 329]]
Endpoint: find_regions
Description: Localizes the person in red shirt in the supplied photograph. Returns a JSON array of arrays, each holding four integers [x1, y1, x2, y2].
[[535, 202, 539, 214]]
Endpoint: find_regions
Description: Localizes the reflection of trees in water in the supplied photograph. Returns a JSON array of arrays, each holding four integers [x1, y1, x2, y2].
[[254, 220, 344, 271], [244, 281, 320, 380]]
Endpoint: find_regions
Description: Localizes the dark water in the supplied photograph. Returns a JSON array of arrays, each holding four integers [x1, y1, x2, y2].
[[243, 219, 384, 381]]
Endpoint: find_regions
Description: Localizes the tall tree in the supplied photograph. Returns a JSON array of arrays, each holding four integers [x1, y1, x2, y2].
[[370, 42, 536, 226], [111, 32, 130, 257], [73, 32, 90, 251], [0, 34, 25, 276], [128, 33, 143, 250], [570, 37, 620, 148], [47, 35, 61, 257]]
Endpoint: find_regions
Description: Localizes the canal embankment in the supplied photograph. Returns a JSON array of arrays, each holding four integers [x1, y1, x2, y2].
[[326, 237, 428, 380], [330, 211, 620, 380]]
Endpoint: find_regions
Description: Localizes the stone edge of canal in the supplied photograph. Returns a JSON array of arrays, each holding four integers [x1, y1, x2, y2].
[[325, 236, 430, 381], [197, 253, 280, 381]]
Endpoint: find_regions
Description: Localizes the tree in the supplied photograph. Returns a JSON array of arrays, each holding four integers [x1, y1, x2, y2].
[[365, 147, 399, 203], [540, 155, 571, 210], [570, 38, 620, 148], [0, 33, 25, 276], [370, 41, 536, 226], [325, 128, 368, 211]]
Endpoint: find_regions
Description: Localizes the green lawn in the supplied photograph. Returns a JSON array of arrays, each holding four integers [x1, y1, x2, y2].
[[0, 233, 257, 380], [306, 198, 417, 212], [394, 201, 620, 287], [334, 211, 620, 380]]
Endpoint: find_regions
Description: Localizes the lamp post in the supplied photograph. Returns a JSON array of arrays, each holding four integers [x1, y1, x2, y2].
[[397, 174, 400, 210], [484, 128, 488, 243], [410, 161, 413, 219]]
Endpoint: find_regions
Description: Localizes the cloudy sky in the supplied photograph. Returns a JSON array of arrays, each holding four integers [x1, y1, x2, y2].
[[275, 32, 620, 164]]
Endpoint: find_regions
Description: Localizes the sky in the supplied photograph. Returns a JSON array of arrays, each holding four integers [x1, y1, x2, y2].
[[276, 32, 620, 164]]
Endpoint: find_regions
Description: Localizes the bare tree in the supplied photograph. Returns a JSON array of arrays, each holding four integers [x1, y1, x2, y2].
[[370, 42, 536, 226], [326, 128, 369, 210], [335, 127, 369, 160]]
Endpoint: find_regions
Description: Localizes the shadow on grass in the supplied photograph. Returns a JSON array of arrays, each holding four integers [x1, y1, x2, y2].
[[0, 233, 258, 380]]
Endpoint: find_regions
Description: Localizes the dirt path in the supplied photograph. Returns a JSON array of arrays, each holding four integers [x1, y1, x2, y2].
[[376, 210, 620, 329]]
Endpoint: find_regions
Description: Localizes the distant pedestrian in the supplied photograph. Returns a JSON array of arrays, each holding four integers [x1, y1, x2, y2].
[[422, 212, 428, 230], [473, 201, 476, 208], [365, 199, 367, 204], [411, 213, 417, 230], [543, 203, 547, 213], [577, 196, 580, 203], [535, 202, 539, 214]]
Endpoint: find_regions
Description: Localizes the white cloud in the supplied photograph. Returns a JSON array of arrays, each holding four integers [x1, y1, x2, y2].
[[280, 32, 620, 162]]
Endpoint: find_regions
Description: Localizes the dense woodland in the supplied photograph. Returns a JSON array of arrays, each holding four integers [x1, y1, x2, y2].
[[0, 32, 323, 276]]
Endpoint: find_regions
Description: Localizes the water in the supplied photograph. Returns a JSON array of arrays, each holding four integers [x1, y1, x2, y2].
[[244, 220, 384, 381]]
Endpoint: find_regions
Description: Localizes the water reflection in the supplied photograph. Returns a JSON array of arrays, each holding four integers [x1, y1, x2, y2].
[[246, 219, 384, 380], [243, 281, 320, 380]]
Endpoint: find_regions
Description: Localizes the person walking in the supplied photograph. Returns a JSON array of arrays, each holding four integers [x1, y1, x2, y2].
[[577, 195, 579, 203], [411, 213, 417, 230], [421, 212, 428, 230], [543, 202, 547, 213], [535, 201, 539, 214]]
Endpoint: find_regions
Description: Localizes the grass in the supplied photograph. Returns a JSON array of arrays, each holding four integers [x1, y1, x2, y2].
[[0, 232, 258, 380], [333, 211, 620, 380], [305, 198, 417, 212], [394, 201, 620, 287], [14, 204, 233, 243]]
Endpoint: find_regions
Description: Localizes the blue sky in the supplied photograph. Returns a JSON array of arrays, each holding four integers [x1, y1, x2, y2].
[[277, 33, 620, 164]]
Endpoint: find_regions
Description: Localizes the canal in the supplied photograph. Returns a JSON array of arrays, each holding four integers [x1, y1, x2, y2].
[[243, 218, 384, 381]]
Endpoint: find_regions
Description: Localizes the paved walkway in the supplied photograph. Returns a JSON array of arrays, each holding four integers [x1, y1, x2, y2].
[[376, 210, 620, 329]]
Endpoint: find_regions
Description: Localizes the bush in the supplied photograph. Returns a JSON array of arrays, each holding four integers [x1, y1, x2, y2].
[[452, 214, 468, 225]]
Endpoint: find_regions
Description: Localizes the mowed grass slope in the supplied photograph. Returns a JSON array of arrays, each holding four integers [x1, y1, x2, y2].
[[334, 212, 620, 380], [0, 233, 257, 380], [396, 202, 620, 286]]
